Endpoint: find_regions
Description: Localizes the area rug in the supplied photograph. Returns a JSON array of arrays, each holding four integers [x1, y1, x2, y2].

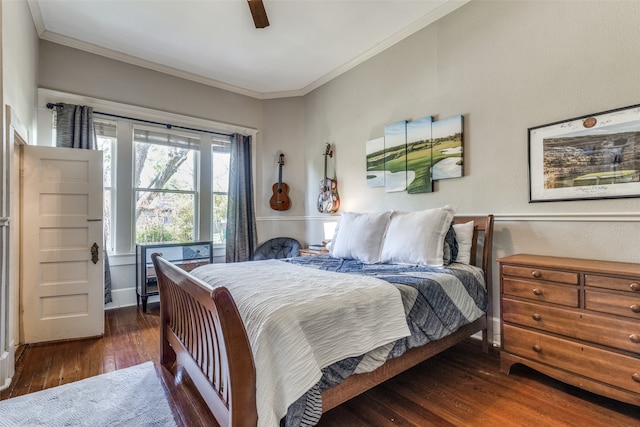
[[0, 361, 177, 426]]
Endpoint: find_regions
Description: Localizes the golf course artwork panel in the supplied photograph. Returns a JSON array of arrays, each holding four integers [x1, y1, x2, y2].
[[431, 115, 463, 180], [383, 120, 409, 192], [529, 104, 640, 202], [406, 116, 434, 194], [366, 136, 385, 188], [366, 114, 464, 194]]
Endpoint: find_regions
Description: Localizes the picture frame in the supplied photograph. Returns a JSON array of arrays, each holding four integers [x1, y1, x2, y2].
[[528, 104, 640, 202]]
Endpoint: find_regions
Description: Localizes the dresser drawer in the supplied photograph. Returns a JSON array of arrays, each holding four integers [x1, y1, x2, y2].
[[502, 298, 640, 353], [585, 289, 640, 320], [502, 324, 640, 394], [585, 274, 640, 293], [502, 265, 579, 285], [503, 278, 578, 307]]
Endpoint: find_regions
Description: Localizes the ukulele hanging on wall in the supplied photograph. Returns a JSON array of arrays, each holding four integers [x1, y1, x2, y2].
[[270, 153, 291, 211], [317, 143, 340, 213]]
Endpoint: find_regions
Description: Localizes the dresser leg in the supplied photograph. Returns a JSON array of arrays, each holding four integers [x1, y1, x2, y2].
[[500, 352, 517, 374]]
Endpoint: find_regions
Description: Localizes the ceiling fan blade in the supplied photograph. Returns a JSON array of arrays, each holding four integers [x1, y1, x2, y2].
[[247, 0, 270, 29]]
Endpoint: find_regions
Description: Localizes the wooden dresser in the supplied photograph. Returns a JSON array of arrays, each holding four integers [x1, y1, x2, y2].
[[498, 254, 640, 406]]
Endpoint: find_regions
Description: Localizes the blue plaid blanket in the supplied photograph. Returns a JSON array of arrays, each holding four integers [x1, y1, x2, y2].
[[280, 255, 488, 426]]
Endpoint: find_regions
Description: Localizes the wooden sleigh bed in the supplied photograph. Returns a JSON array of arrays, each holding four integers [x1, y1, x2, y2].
[[152, 214, 494, 427]]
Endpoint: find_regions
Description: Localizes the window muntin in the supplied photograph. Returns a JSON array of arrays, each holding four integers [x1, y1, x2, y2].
[[94, 119, 117, 253], [211, 138, 230, 244]]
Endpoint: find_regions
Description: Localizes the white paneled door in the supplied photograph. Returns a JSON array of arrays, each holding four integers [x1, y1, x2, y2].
[[21, 145, 104, 343]]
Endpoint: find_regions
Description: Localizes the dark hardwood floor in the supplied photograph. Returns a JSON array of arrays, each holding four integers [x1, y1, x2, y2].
[[2, 305, 638, 426]]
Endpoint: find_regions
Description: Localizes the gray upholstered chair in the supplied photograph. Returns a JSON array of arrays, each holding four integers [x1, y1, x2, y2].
[[253, 237, 301, 260]]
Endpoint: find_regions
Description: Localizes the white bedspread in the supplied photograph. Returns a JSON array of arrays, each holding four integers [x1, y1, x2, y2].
[[191, 260, 410, 427]]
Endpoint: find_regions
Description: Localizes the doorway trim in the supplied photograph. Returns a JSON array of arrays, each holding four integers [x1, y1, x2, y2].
[[0, 105, 28, 390]]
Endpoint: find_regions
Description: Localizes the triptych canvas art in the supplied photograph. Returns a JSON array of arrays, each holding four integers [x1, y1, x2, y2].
[[366, 115, 464, 193]]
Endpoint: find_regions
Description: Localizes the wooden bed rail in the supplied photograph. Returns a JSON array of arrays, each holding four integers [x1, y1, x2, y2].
[[152, 253, 257, 427], [322, 214, 495, 410], [151, 214, 494, 427]]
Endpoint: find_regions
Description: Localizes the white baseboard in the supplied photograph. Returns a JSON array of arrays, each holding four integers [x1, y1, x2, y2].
[[0, 341, 15, 391], [470, 315, 500, 348], [104, 287, 159, 310]]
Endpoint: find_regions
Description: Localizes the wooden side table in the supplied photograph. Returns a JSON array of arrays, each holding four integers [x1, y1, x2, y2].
[[299, 248, 329, 256]]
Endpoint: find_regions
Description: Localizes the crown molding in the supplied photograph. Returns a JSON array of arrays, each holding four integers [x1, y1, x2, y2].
[[300, 0, 471, 95]]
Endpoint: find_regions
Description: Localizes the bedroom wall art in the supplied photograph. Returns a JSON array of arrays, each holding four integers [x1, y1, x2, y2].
[[383, 120, 409, 192], [431, 115, 464, 180], [366, 136, 385, 188], [368, 114, 464, 195], [407, 116, 434, 194], [529, 103, 640, 202]]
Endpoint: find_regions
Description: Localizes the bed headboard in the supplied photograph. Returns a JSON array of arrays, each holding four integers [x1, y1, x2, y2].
[[453, 214, 494, 352], [453, 214, 494, 278]]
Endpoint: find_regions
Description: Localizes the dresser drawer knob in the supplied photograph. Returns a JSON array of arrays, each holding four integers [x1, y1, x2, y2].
[[533, 344, 542, 353], [532, 313, 542, 321], [630, 304, 640, 314], [629, 334, 640, 344], [630, 282, 640, 292], [531, 270, 541, 279], [632, 373, 640, 383], [532, 288, 543, 296]]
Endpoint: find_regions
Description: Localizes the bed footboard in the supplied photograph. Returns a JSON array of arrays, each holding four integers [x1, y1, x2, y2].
[[151, 214, 494, 426], [152, 253, 257, 427]]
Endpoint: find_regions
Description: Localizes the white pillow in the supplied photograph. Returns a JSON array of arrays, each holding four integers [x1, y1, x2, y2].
[[330, 211, 392, 263], [453, 220, 475, 264], [380, 205, 457, 266]]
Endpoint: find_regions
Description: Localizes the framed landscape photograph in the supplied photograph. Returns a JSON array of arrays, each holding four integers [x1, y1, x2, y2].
[[528, 104, 640, 202]]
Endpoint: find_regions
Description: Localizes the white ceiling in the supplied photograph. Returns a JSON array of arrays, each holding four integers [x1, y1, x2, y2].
[[28, 0, 469, 99]]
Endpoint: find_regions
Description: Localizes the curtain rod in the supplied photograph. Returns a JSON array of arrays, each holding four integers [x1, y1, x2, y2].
[[46, 102, 232, 137]]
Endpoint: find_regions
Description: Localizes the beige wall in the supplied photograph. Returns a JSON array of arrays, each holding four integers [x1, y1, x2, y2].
[[37, 41, 310, 303], [1, 0, 39, 379], [35, 1, 640, 323], [302, 1, 640, 325], [4, 0, 38, 135]]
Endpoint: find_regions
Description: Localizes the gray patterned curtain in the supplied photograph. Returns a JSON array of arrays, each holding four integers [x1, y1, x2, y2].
[[226, 133, 257, 262], [55, 103, 96, 149], [54, 103, 111, 303]]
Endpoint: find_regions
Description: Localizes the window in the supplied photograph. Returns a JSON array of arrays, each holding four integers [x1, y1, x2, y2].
[[133, 127, 199, 244], [94, 119, 117, 252], [51, 101, 236, 254]]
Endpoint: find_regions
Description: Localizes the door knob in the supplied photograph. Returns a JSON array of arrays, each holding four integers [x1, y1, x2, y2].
[[91, 242, 99, 264]]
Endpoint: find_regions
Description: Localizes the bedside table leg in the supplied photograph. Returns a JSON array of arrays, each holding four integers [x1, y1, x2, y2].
[[141, 296, 148, 313]]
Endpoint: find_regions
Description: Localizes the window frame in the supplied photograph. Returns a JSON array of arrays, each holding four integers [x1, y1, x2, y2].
[[94, 118, 117, 253], [132, 125, 202, 245], [39, 89, 254, 256]]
